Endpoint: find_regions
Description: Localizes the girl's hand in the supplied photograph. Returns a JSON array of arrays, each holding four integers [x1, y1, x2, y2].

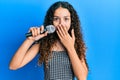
[[27, 25, 48, 41], [56, 24, 75, 50]]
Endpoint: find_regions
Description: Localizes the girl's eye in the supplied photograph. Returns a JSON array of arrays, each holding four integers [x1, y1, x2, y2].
[[64, 18, 69, 21], [53, 17, 59, 21]]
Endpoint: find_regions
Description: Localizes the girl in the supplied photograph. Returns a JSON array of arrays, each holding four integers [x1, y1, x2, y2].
[[9, 1, 88, 80]]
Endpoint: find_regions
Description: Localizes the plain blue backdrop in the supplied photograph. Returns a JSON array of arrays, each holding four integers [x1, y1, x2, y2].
[[0, 0, 120, 80]]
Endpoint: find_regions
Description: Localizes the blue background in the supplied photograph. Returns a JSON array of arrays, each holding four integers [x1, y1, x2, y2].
[[0, 0, 119, 80]]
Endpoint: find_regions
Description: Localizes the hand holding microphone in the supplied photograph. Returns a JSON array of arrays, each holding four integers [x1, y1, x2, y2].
[[25, 25, 55, 41]]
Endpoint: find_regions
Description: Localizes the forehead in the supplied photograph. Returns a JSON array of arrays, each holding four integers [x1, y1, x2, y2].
[[54, 7, 70, 17]]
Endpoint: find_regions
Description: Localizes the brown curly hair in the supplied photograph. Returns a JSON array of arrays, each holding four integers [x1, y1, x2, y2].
[[38, 1, 88, 69]]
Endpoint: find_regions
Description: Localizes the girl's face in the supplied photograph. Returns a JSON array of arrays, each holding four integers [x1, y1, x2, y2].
[[53, 7, 71, 31]]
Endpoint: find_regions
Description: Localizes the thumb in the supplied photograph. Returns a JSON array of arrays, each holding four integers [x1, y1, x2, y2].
[[39, 31, 48, 38], [34, 31, 48, 41]]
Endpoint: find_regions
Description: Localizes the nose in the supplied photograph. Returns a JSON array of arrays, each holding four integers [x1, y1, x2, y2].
[[59, 18, 64, 25]]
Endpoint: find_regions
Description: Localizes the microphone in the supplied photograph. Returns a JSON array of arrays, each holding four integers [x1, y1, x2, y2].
[[25, 25, 56, 37]]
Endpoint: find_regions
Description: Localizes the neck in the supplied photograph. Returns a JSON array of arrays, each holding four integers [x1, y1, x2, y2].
[[52, 40, 66, 51]]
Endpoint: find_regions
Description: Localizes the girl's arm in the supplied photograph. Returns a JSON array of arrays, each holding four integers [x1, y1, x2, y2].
[[67, 47, 88, 80], [56, 25, 88, 80], [9, 39, 39, 70], [9, 26, 48, 70]]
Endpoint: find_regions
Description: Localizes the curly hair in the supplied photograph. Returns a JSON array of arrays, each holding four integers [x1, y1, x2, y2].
[[38, 1, 88, 69]]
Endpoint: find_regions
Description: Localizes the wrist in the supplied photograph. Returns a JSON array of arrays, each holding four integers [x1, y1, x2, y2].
[[66, 46, 75, 53], [26, 38, 35, 44]]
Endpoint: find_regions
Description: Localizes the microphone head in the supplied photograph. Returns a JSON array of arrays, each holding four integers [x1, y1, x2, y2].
[[46, 25, 56, 33]]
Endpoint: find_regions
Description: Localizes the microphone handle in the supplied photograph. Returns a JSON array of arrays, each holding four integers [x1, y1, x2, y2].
[[25, 29, 47, 37], [25, 32, 32, 37]]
